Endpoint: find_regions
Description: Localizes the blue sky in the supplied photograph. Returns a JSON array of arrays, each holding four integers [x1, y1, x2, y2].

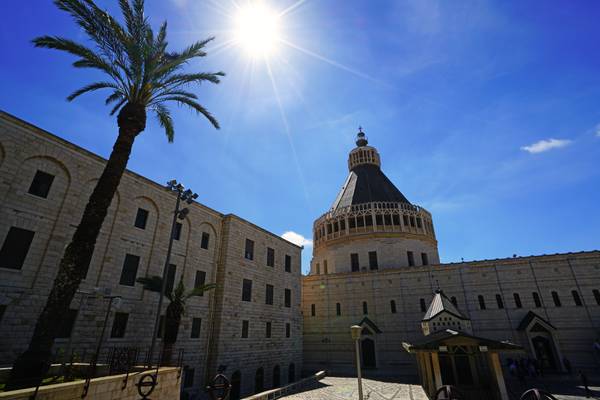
[[1, 1, 600, 274]]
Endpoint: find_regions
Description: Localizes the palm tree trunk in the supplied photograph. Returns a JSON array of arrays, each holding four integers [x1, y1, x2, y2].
[[161, 302, 183, 366], [6, 104, 146, 390]]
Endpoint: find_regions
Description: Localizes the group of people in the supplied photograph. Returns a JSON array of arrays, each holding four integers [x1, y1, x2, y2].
[[507, 357, 542, 382]]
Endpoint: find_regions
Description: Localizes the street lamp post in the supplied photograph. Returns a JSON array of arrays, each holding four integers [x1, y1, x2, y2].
[[351, 325, 364, 400], [147, 180, 198, 368]]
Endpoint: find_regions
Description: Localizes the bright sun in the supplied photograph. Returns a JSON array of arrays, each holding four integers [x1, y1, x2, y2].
[[234, 2, 281, 56]]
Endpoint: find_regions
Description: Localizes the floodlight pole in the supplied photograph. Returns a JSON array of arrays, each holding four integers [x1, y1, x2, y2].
[[351, 325, 364, 400]]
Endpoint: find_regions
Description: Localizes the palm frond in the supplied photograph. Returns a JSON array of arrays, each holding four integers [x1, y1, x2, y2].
[[110, 98, 127, 115], [66, 82, 119, 101], [154, 104, 174, 141], [185, 283, 216, 299], [136, 275, 163, 293], [163, 96, 220, 129], [105, 91, 124, 105]]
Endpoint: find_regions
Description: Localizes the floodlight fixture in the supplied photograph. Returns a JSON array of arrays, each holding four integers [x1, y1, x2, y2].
[[178, 208, 190, 220]]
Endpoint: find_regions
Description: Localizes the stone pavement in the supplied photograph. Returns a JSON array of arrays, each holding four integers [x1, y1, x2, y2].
[[281, 377, 428, 400]]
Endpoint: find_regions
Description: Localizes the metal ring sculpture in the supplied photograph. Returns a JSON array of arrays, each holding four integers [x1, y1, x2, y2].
[[434, 385, 465, 400], [520, 388, 559, 400], [206, 373, 231, 400], [137, 373, 158, 399]]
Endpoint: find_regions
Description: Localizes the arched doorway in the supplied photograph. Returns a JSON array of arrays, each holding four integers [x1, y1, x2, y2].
[[230, 371, 241, 400], [362, 338, 376, 368], [273, 365, 280, 388], [288, 363, 295, 383], [255, 367, 264, 394], [532, 335, 556, 370]]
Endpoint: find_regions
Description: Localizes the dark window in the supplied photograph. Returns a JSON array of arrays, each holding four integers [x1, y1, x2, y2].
[[478, 295, 486, 310], [288, 363, 295, 383], [191, 318, 202, 338], [285, 289, 291, 308], [335, 302, 342, 316], [134, 208, 149, 229], [110, 312, 128, 338], [514, 293, 522, 308], [0, 227, 35, 270], [390, 300, 397, 314], [349, 218, 356, 228], [410, 216, 416, 227], [496, 294, 504, 309], [183, 367, 195, 388], [375, 214, 383, 226], [416, 218, 422, 228], [362, 301, 368, 315], [241, 320, 249, 338], [407, 251, 415, 266], [201, 232, 210, 249], [450, 296, 458, 307], [357, 216, 364, 227], [173, 222, 182, 240], [119, 254, 140, 286], [403, 215, 409, 226], [0, 304, 6, 325], [311, 304, 315, 316], [532, 292, 542, 308], [323, 260, 328, 275], [255, 367, 264, 394], [420, 298, 426, 312], [421, 253, 429, 266], [28, 170, 55, 198], [273, 365, 281, 388], [245, 239, 254, 260], [351, 253, 359, 272], [552, 291, 561, 307], [365, 215, 373, 226], [594, 289, 600, 305], [266, 322, 272, 338], [285, 323, 290, 338], [572, 290, 582, 306], [368, 251, 378, 270], [157, 315, 165, 338], [267, 247, 275, 267], [316, 263, 320, 275], [285, 255, 291, 272], [165, 264, 177, 295], [55, 309, 78, 338], [194, 270, 206, 295], [242, 279, 252, 302], [266, 284, 274, 305], [392, 215, 400, 225]]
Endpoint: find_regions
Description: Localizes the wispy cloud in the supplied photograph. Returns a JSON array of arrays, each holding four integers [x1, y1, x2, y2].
[[520, 138, 571, 154], [281, 231, 313, 247]]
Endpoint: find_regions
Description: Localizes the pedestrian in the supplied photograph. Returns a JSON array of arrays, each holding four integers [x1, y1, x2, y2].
[[563, 357, 572, 375], [579, 370, 592, 398]]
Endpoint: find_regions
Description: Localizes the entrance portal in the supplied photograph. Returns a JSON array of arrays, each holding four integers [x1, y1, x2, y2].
[[362, 338, 376, 368], [532, 335, 556, 370]]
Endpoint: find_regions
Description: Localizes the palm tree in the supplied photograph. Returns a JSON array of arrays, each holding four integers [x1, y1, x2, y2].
[[137, 276, 216, 365], [8, 0, 224, 389]]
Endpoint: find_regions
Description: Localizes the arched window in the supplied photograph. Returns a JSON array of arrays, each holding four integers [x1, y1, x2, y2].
[[390, 300, 397, 314], [551, 291, 561, 307], [450, 296, 458, 307], [571, 290, 582, 306], [288, 363, 295, 383], [478, 295, 486, 310], [420, 298, 426, 312], [311, 304, 315, 317], [230, 371, 241, 400], [513, 293, 522, 308], [272, 365, 280, 388], [496, 294, 504, 309], [362, 301, 368, 315], [254, 367, 264, 394], [532, 292, 542, 308], [315, 263, 320, 275], [336, 302, 341, 316], [594, 289, 600, 305]]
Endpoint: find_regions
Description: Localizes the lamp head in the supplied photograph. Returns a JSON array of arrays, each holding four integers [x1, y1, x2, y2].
[[350, 325, 362, 340]]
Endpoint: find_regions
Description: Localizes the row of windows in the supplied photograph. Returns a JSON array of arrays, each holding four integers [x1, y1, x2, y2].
[[240, 320, 292, 339], [315, 213, 433, 240], [309, 288, 600, 317], [226, 364, 296, 399], [242, 279, 292, 308], [314, 250, 430, 275], [244, 239, 292, 272]]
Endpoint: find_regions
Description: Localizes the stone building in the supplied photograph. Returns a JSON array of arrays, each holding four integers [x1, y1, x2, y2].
[[0, 111, 302, 399], [303, 130, 600, 378]]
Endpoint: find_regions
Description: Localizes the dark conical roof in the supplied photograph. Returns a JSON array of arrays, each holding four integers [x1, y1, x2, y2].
[[331, 164, 411, 210]]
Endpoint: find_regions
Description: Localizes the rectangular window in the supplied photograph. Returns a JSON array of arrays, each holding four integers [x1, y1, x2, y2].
[[532, 292, 542, 308], [157, 315, 165, 338], [368, 251, 378, 270], [420, 298, 426, 312], [183, 367, 195, 388], [242, 279, 252, 302], [496, 294, 504, 309], [110, 312, 128, 338], [285, 255, 291, 272], [201, 232, 210, 249], [363, 301, 368, 315], [421, 253, 429, 266], [119, 254, 140, 286], [336, 303, 341, 316], [552, 291, 561, 307], [165, 264, 177, 295], [173, 222, 182, 240], [416, 218, 422, 228], [266, 284, 274, 305], [194, 270, 206, 296], [478, 295, 486, 310], [191, 318, 202, 338], [0, 304, 6, 325], [285, 289, 291, 308], [407, 251, 415, 267], [390, 300, 397, 314], [28, 170, 55, 198], [514, 293, 522, 308], [267, 247, 275, 267], [572, 290, 583, 306], [311, 304, 315, 316], [351, 253, 360, 272], [316, 263, 320, 275], [0, 227, 35, 270], [241, 320, 249, 338], [403, 215, 409, 226], [266, 322, 272, 338], [324, 262, 328, 274], [285, 323, 291, 338], [134, 208, 149, 229], [55, 309, 78, 338], [244, 239, 254, 260], [410, 216, 416, 227]]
